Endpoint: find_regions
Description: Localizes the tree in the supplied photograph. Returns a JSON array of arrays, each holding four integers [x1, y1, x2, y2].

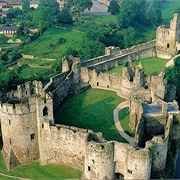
[[121, 27, 136, 48], [108, 0, 120, 15], [66, 0, 93, 18], [58, 9, 73, 24], [8, 8, 22, 18], [22, 0, 30, 12], [85, 24, 105, 42], [0, 35, 7, 43], [174, 7, 180, 14], [148, 8, 163, 26], [33, 0, 60, 33], [16, 24, 25, 37], [117, 0, 147, 28], [79, 38, 105, 61]]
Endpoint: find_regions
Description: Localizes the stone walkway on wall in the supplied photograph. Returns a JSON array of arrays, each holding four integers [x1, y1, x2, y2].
[[93, 87, 135, 147], [166, 54, 180, 67]]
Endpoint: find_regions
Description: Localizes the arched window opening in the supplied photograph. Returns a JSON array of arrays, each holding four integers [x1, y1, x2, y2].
[[43, 106, 48, 116]]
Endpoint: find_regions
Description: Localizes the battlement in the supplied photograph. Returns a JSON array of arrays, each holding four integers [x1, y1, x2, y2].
[[81, 40, 156, 71], [52, 123, 94, 134], [0, 81, 53, 115], [1, 81, 45, 104]]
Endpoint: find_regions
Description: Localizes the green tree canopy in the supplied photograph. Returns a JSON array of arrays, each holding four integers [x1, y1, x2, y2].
[[33, 0, 60, 33], [117, 0, 147, 28], [0, 34, 7, 43], [108, 0, 120, 15], [22, 0, 30, 12], [66, 0, 93, 18], [79, 38, 105, 61]]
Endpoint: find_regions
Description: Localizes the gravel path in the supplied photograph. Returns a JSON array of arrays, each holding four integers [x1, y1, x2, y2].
[[93, 86, 135, 146], [113, 101, 135, 147]]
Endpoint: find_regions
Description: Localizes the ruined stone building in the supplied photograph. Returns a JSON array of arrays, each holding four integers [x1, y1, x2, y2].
[[0, 14, 180, 179], [156, 13, 180, 58]]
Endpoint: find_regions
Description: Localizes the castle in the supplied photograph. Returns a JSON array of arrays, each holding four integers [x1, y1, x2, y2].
[[0, 13, 180, 179]]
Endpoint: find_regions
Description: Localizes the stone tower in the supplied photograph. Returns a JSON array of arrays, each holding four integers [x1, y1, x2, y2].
[[156, 13, 180, 58], [0, 81, 54, 170]]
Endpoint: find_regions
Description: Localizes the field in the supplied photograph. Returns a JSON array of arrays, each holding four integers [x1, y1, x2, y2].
[[107, 57, 169, 75], [19, 27, 83, 59], [55, 88, 127, 143]]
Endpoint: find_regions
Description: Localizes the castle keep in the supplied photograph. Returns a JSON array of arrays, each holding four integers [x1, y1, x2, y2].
[[0, 14, 180, 179]]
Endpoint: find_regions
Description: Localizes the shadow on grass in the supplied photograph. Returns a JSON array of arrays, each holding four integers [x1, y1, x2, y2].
[[119, 107, 135, 137], [54, 88, 127, 143]]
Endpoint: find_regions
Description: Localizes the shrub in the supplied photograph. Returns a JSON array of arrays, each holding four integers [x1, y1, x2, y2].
[[57, 37, 66, 44]]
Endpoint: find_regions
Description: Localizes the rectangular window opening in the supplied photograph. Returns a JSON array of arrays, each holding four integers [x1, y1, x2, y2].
[[88, 166, 91, 172], [127, 169, 132, 174], [30, 133, 35, 140], [167, 43, 170, 48]]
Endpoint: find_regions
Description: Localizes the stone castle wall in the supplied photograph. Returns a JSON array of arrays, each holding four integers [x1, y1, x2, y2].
[[1, 14, 180, 179], [81, 40, 156, 72], [40, 123, 94, 171]]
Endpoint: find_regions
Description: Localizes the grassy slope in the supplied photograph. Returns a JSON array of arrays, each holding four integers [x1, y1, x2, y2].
[[19, 27, 83, 59], [55, 88, 127, 143], [107, 57, 169, 75], [18, 58, 53, 67]]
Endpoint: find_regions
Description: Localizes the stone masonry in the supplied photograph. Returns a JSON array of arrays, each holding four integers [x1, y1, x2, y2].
[[0, 13, 180, 179]]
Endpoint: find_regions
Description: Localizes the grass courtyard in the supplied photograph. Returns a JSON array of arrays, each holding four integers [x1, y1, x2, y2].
[[0, 140, 81, 179], [55, 88, 127, 143], [119, 108, 134, 137], [107, 57, 169, 75]]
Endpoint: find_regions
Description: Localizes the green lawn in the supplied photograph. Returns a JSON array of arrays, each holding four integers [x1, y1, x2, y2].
[[55, 88, 127, 142], [119, 108, 134, 137], [107, 57, 169, 75], [0, 153, 81, 179], [20, 27, 83, 59], [0, 123, 81, 180]]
